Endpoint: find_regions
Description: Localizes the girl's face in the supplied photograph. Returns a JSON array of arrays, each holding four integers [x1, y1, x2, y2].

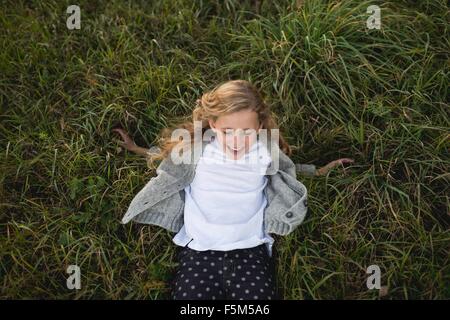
[[208, 109, 262, 160]]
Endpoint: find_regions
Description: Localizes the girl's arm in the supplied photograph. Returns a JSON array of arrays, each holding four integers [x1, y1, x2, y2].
[[112, 128, 154, 157], [113, 128, 355, 176], [315, 158, 354, 176], [295, 164, 317, 176], [296, 158, 354, 176]]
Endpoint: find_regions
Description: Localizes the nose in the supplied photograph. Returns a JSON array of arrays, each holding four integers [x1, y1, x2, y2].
[[233, 131, 245, 148]]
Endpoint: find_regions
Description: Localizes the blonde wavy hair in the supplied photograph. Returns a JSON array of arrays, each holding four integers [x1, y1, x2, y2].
[[147, 79, 292, 169]]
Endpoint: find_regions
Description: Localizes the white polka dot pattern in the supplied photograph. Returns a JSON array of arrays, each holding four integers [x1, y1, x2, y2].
[[171, 244, 277, 300]]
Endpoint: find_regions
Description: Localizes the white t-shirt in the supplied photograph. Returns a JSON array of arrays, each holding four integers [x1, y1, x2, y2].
[[172, 135, 275, 256]]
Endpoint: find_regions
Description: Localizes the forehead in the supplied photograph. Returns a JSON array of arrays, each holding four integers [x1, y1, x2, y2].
[[214, 109, 259, 128]]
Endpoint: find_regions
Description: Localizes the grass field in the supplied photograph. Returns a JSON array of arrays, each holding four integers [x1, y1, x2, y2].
[[0, 0, 449, 299]]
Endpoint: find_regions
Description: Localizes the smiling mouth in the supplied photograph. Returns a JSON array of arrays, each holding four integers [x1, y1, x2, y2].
[[227, 146, 244, 155]]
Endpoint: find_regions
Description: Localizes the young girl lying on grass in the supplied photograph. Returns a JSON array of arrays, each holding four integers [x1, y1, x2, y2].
[[115, 80, 353, 300]]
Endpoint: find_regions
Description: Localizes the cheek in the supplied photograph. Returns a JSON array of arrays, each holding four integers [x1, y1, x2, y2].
[[220, 133, 235, 145], [216, 132, 229, 147], [246, 135, 257, 147]]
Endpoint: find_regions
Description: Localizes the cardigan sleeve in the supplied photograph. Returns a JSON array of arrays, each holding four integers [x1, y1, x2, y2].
[[295, 163, 316, 176], [147, 146, 161, 157]]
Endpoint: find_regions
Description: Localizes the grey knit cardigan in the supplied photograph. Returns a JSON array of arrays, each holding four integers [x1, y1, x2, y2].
[[121, 136, 315, 236]]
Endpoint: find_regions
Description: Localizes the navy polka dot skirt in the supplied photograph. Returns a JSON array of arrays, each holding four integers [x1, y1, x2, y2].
[[170, 244, 279, 300]]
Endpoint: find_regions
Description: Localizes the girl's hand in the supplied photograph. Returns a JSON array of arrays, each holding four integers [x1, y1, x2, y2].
[[112, 128, 138, 152], [315, 158, 354, 176], [112, 128, 154, 157]]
